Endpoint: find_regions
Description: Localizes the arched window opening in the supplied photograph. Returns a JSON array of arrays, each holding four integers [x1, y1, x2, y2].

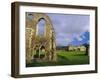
[[36, 19, 46, 36]]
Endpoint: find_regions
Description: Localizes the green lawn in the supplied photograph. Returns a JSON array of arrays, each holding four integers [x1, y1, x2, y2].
[[26, 50, 89, 67], [57, 50, 89, 65]]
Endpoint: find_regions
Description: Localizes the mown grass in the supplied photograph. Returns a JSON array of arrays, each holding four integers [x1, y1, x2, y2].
[[57, 50, 89, 65], [26, 50, 89, 67]]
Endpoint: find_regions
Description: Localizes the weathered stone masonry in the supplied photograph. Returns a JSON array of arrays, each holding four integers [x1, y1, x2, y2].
[[26, 13, 57, 63]]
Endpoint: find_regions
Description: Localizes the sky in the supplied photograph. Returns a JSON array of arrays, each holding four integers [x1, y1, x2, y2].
[[26, 12, 90, 46], [48, 13, 90, 46]]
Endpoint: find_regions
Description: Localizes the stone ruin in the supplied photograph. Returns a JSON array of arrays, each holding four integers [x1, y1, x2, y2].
[[26, 13, 57, 63]]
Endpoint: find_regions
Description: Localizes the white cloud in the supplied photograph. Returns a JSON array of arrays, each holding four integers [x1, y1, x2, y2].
[[82, 35, 86, 39], [77, 37, 83, 41]]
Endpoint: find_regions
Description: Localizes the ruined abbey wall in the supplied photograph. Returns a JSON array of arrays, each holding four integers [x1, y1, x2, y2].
[[26, 13, 56, 63]]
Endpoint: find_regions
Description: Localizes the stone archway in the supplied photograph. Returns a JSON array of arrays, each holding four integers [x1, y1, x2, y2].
[[26, 13, 56, 63]]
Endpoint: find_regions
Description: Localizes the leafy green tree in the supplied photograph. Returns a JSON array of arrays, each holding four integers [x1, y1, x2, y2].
[[83, 44, 89, 55]]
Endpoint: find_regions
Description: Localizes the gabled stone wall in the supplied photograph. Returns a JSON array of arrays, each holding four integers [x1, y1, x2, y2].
[[26, 13, 56, 63]]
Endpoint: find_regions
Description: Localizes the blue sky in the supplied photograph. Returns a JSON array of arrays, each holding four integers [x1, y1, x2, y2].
[[27, 13, 90, 46], [48, 13, 90, 46]]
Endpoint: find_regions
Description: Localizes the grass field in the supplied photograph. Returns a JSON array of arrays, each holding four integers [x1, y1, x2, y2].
[[26, 50, 89, 67]]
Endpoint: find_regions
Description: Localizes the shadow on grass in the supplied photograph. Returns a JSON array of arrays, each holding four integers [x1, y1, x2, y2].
[[57, 55, 71, 65], [73, 53, 87, 56], [26, 53, 89, 67], [26, 55, 70, 67], [57, 55, 69, 61]]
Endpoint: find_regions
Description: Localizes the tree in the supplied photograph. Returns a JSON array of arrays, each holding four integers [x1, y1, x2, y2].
[[83, 43, 89, 55], [66, 46, 69, 51]]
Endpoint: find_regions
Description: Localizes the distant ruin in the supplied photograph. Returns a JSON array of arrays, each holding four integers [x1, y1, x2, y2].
[[67, 45, 86, 51]]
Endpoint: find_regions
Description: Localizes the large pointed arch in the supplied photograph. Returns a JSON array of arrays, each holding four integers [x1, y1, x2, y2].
[[26, 13, 56, 63]]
